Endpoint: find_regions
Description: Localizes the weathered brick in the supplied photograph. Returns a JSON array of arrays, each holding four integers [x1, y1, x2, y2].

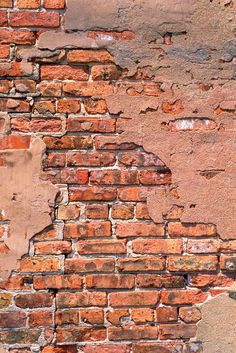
[[57, 99, 81, 113], [67, 151, 116, 167], [65, 258, 114, 273], [29, 311, 53, 327], [109, 325, 158, 341], [116, 222, 165, 238], [17, 0, 40, 8], [0, 329, 41, 344], [0, 311, 26, 328], [0, 293, 12, 308], [64, 221, 111, 239], [67, 50, 114, 64], [168, 255, 218, 272], [0, 44, 9, 58], [63, 81, 113, 96], [56, 326, 107, 343], [132, 343, 183, 353], [19, 256, 61, 273], [187, 239, 220, 253], [136, 274, 185, 288], [40, 81, 62, 97], [139, 170, 171, 185], [0, 29, 35, 44], [190, 273, 235, 287], [131, 308, 154, 323], [0, 135, 30, 149], [156, 307, 178, 323], [10, 11, 60, 27], [220, 255, 236, 271], [44, 0, 65, 8], [86, 275, 135, 289], [83, 98, 107, 114], [34, 240, 72, 255], [0, 10, 7, 26], [159, 324, 197, 339], [56, 292, 107, 308], [33, 274, 83, 290], [82, 345, 130, 353], [11, 117, 62, 133], [118, 257, 166, 272], [91, 64, 122, 80], [15, 292, 53, 308], [161, 290, 208, 305], [80, 309, 104, 325], [69, 186, 117, 201], [0, 0, 13, 7], [109, 291, 159, 307], [41, 65, 88, 80], [179, 307, 201, 323], [90, 170, 138, 185], [56, 309, 80, 325], [106, 309, 129, 325], [168, 222, 216, 237], [67, 117, 115, 133], [112, 204, 134, 219], [43, 136, 92, 150], [77, 240, 126, 255], [41, 346, 77, 353], [57, 204, 80, 220], [85, 204, 108, 219], [132, 239, 183, 254], [0, 98, 30, 112]]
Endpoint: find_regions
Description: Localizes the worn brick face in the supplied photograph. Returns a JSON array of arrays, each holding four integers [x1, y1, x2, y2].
[[0, 1, 235, 352]]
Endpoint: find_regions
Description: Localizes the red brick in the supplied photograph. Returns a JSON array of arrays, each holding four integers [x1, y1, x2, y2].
[[15, 79, 36, 93], [57, 204, 80, 220], [159, 324, 196, 339], [162, 100, 184, 115], [106, 309, 129, 325], [10, 11, 60, 28], [82, 345, 130, 353], [131, 308, 154, 324], [17, 0, 40, 8], [0, 29, 35, 44], [0, 79, 12, 93], [19, 256, 61, 273], [136, 203, 151, 219], [168, 222, 216, 237], [118, 152, 163, 167], [109, 325, 158, 341], [69, 186, 117, 201], [179, 307, 201, 323], [161, 290, 208, 305], [67, 50, 114, 64], [67, 117, 115, 133], [132, 239, 183, 254], [29, 311, 53, 327], [86, 275, 135, 289], [139, 170, 171, 185], [41, 65, 88, 80], [90, 170, 138, 185], [15, 292, 53, 308], [65, 258, 114, 273], [0, 10, 7, 26], [42, 346, 77, 353], [0, 0, 13, 7], [33, 275, 83, 290], [168, 255, 218, 272], [56, 292, 107, 308], [190, 273, 235, 287], [116, 222, 164, 238], [85, 204, 108, 219], [187, 239, 220, 253], [109, 291, 159, 307], [57, 99, 81, 113], [40, 81, 62, 97], [77, 240, 126, 255], [0, 135, 30, 149], [45, 152, 66, 167], [220, 255, 236, 271], [112, 204, 134, 219], [0, 329, 41, 344], [0, 44, 9, 58], [118, 257, 166, 272], [132, 343, 183, 353], [136, 274, 184, 288], [43, 136, 92, 150], [0, 99, 30, 112], [0, 311, 26, 328], [64, 221, 111, 239], [80, 309, 104, 325], [57, 327, 106, 343], [11, 118, 62, 133], [56, 309, 80, 325], [34, 241, 72, 255], [156, 307, 178, 323], [118, 187, 147, 201], [0, 61, 33, 76], [91, 64, 121, 81], [67, 151, 115, 167], [63, 81, 113, 96], [44, 0, 65, 8], [0, 275, 32, 291], [33, 100, 56, 114], [83, 98, 107, 114]]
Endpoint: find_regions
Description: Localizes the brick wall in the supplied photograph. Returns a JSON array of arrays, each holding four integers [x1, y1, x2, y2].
[[0, 1, 235, 353]]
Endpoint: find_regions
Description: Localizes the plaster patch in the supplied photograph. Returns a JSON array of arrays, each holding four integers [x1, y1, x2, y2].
[[0, 137, 58, 280]]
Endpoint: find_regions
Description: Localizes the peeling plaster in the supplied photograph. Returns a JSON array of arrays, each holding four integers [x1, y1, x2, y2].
[[197, 284, 236, 353], [0, 133, 58, 280]]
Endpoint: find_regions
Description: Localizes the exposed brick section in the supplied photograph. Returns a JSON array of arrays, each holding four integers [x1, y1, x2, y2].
[[10, 12, 60, 27]]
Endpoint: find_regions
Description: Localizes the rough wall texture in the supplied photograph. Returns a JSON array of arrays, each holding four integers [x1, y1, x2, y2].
[[0, 1, 235, 353]]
